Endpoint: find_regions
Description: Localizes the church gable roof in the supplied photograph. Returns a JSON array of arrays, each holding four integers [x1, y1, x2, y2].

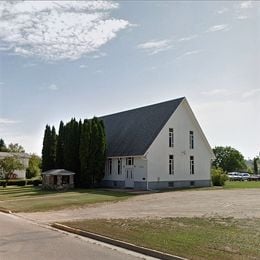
[[100, 97, 185, 157]]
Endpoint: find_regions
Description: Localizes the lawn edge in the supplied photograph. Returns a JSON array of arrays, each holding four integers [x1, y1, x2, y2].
[[0, 207, 12, 214], [52, 223, 187, 260]]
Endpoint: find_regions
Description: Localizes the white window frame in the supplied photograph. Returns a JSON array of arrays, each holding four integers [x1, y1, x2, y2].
[[169, 154, 174, 175], [126, 157, 134, 166], [189, 131, 194, 149], [117, 158, 122, 175], [190, 156, 194, 175], [108, 158, 112, 175], [169, 128, 174, 147]]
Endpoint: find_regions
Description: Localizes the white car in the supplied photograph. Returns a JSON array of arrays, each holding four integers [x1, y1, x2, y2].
[[239, 173, 250, 181], [228, 172, 241, 181]]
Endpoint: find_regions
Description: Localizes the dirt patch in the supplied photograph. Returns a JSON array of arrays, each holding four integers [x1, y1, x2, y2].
[[17, 188, 260, 223]]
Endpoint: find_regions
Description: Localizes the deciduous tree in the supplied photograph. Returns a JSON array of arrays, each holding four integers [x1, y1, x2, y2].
[[253, 157, 259, 174], [0, 156, 24, 185], [7, 143, 25, 153], [26, 154, 41, 179], [212, 146, 247, 172]]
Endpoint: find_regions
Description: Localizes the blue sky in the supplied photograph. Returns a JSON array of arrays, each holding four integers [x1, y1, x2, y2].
[[0, 1, 259, 159]]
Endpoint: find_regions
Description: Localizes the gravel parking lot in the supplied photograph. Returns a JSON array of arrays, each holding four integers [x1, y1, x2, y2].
[[18, 188, 260, 223]]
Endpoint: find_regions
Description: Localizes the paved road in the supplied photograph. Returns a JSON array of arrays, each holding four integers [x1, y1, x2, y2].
[[19, 188, 260, 223], [0, 213, 153, 260]]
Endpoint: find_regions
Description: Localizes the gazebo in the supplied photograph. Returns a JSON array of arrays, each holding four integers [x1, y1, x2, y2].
[[42, 169, 75, 190]]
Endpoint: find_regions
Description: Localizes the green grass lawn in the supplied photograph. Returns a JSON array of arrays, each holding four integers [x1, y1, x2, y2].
[[62, 217, 260, 260], [224, 180, 260, 189], [0, 186, 133, 212]]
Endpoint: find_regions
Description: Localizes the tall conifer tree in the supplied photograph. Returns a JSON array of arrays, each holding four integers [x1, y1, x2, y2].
[[79, 119, 92, 187], [50, 126, 57, 169], [56, 121, 65, 168], [42, 125, 51, 171], [42, 125, 56, 171]]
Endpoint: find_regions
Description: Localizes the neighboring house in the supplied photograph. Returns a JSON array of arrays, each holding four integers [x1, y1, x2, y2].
[[0, 152, 30, 179], [101, 97, 215, 190]]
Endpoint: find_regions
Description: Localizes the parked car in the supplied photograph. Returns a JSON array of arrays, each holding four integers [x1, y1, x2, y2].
[[248, 175, 260, 181], [239, 173, 250, 181], [228, 172, 241, 181]]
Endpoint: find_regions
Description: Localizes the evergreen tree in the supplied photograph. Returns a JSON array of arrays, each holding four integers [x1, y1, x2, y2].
[[79, 119, 92, 187], [79, 117, 106, 187], [50, 126, 57, 169], [64, 119, 80, 184], [95, 119, 106, 183], [0, 138, 7, 152], [42, 125, 56, 171], [42, 117, 106, 187], [56, 121, 65, 168], [42, 125, 51, 172]]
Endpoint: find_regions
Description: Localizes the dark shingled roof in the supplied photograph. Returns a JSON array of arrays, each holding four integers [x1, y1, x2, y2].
[[100, 97, 185, 157]]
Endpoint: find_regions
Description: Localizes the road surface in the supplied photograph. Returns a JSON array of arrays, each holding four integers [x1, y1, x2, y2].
[[0, 212, 153, 260], [19, 188, 260, 223]]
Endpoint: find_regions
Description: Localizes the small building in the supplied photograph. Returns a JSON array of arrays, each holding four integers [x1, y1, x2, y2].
[[100, 97, 215, 190], [0, 152, 30, 179], [42, 169, 75, 190]]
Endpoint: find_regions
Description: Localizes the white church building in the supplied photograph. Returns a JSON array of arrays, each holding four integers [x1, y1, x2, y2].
[[101, 97, 215, 190]]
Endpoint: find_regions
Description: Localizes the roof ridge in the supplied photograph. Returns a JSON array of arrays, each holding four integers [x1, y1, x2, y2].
[[101, 97, 185, 118]]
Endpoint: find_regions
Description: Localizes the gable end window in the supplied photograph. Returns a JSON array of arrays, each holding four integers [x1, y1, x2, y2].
[[108, 159, 112, 175], [169, 155, 174, 175], [190, 156, 194, 175], [126, 157, 134, 166], [169, 128, 174, 147], [118, 158, 122, 175], [189, 131, 194, 149]]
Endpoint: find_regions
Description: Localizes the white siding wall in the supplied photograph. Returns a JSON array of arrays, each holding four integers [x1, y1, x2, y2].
[[103, 157, 147, 183], [14, 158, 29, 178], [146, 100, 212, 182]]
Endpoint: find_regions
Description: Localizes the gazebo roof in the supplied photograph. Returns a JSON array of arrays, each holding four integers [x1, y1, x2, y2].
[[42, 169, 76, 176]]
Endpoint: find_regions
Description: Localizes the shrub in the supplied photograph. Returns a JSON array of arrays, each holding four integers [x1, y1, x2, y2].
[[16, 180, 26, 186], [211, 167, 227, 186], [0, 179, 26, 186], [33, 179, 42, 187]]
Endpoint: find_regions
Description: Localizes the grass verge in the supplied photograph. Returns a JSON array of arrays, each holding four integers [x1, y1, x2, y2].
[[224, 181, 260, 189], [0, 186, 133, 212], [61, 217, 260, 260]]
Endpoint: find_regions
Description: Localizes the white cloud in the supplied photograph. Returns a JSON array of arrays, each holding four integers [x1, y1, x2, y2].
[[201, 88, 230, 96], [176, 49, 202, 60], [79, 64, 88, 69], [92, 52, 107, 59], [48, 84, 59, 91], [0, 1, 130, 61], [178, 34, 198, 42], [0, 118, 20, 124], [22, 63, 37, 68], [242, 88, 260, 98], [137, 39, 173, 55], [207, 24, 231, 33], [217, 8, 228, 14], [237, 15, 248, 20], [240, 1, 253, 9]]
